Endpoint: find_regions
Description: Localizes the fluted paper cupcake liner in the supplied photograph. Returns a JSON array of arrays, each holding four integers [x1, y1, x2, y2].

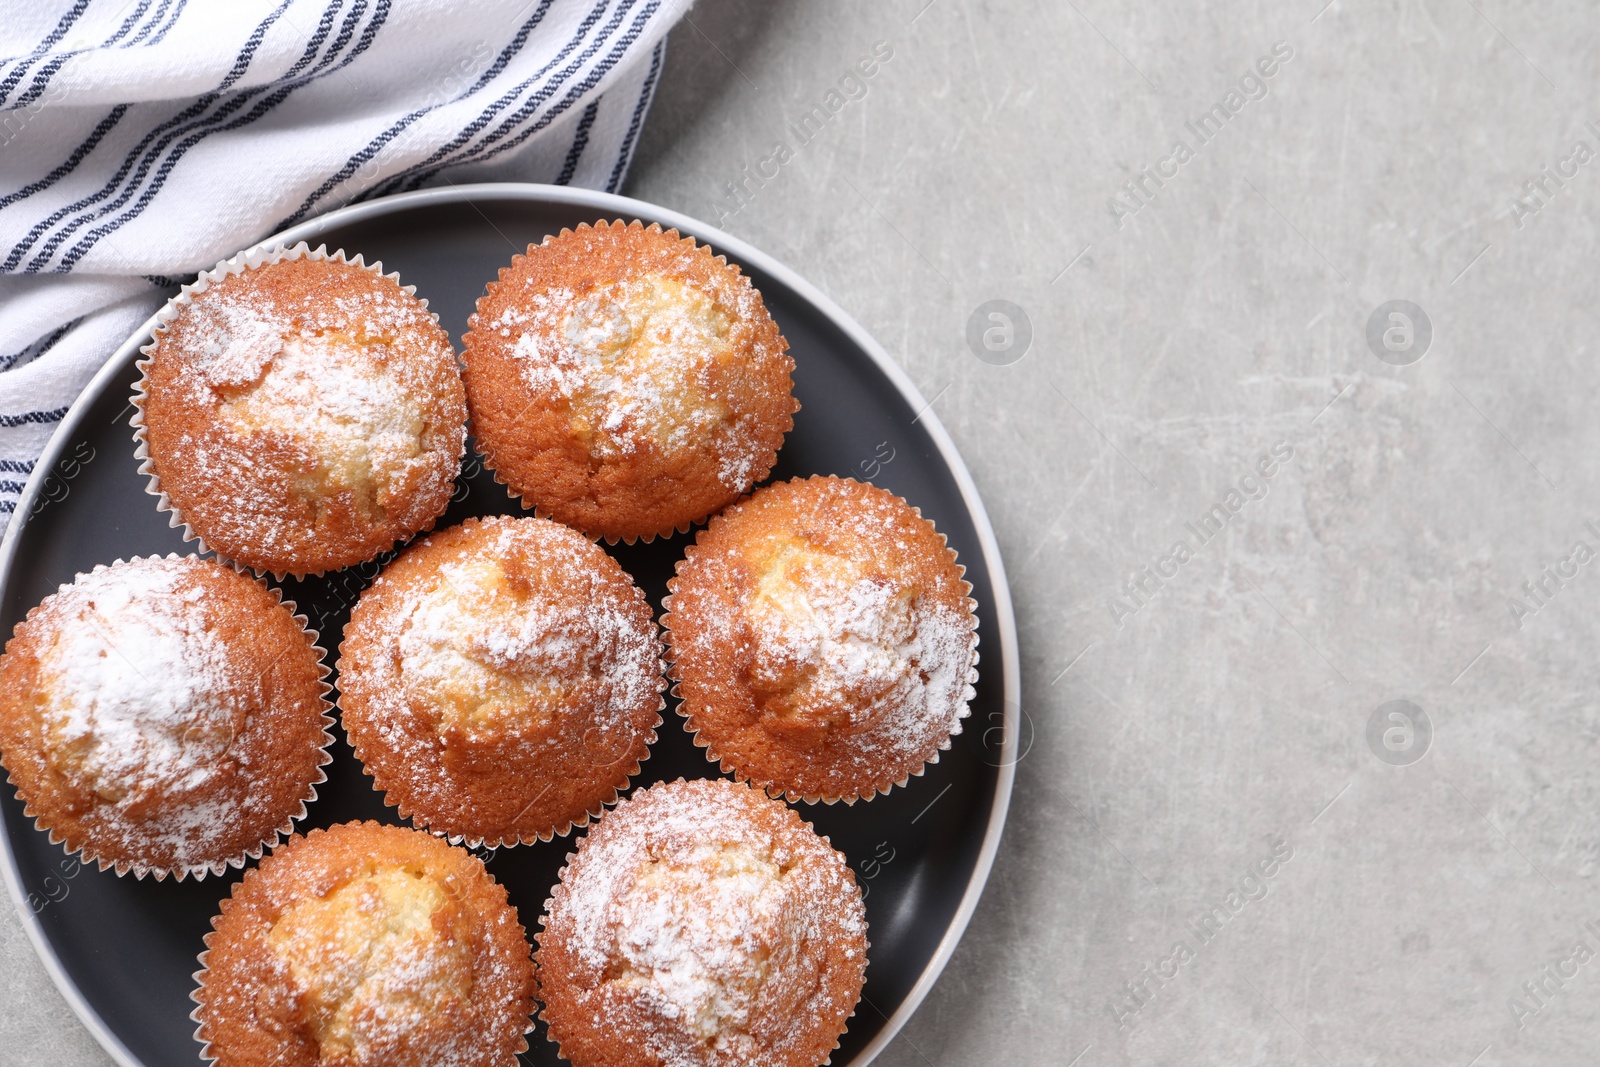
[[191, 821, 536, 1066], [335, 517, 669, 849], [461, 220, 798, 545], [662, 477, 980, 805], [0, 554, 335, 882], [130, 240, 463, 581], [533, 778, 868, 1066]]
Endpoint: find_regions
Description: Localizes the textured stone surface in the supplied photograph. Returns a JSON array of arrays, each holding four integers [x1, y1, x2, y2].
[[6, 2, 1599, 1065]]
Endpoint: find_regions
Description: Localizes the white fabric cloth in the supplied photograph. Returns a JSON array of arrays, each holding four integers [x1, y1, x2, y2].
[[0, 0, 682, 524]]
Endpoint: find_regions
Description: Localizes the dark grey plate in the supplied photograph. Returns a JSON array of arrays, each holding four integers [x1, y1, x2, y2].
[[0, 184, 1018, 1067]]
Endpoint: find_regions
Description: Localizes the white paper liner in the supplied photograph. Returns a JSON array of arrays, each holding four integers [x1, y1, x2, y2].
[[130, 240, 465, 581], [460, 220, 799, 545], [531, 778, 868, 1066], [661, 476, 980, 805], [335, 516, 669, 849], [1, 553, 335, 882], [190, 822, 537, 1066]]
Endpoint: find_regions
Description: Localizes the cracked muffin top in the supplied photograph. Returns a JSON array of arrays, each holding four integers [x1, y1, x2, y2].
[[195, 820, 535, 1067], [535, 777, 867, 1067], [664, 476, 978, 803], [137, 250, 466, 576], [0, 555, 331, 879], [337, 515, 664, 846], [462, 220, 796, 543]]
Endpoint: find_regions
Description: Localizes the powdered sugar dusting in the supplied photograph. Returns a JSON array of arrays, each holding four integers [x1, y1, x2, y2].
[[495, 270, 774, 490], [220, 335, 434, 506], [369, 523, 657, 748], [552, 781, 865, 1067], [669, 479, 979, 801], [22, 559, 291, 870], [186, 293, 283, 389], [35, 559, 249, 854], [266, 867, 478, 1067], [143, 255, 465, 568], [200, 825, 533, 1067], [745, 541, 970, 762], [610, 842, 784, 1054]]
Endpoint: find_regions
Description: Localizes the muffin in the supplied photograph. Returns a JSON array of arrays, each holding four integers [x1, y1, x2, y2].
[[194, 821, 535, 1067], [0, 555, 331, 879], [664, 476, 978, 803], [536, 778, 867, 1067], [461, 220, 796, 542], [337, 516, 664, 846], [134, 244, 467, 577]]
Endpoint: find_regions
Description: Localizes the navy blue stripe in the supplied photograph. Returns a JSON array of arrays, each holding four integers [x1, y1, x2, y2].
[[106, 0, 157, 45], [219, 0, 295, 92], [364, 0, 616, 201], [282, 0, 348, 80], [7, 0, 352, 272], [389, 0, 635, 195], [556, 99, 600, 185], [146, 0, 191, 46], [0, 481, 26, 494], [276, 0, 559, 228], [0, 407, 68, 428], [5, 93, 246, 271], [55, 0, 393, 271], [607, 37, 662, 193], [0, 459, 37, 475], [0, 105, 127, 211], [0, 0, 91, 108], [365, 0, 614, 200], [406, 0, 659, 188], [0, 0, 168, 204], [430, 0, 639, 173], [122, 0, 176, 47], [0, 0, 321, 271], [0, 319, 76, 372], [0, 501, 14, 515], [47, 2, 361, 269], [11, 0, 157, 110], [11, 52, 71, 112], [0, 1, 93, 67]]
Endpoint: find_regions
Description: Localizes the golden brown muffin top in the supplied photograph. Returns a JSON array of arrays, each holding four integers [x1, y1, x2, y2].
[[196, 821, 535, 1067], [337, 516, 664, 845], [536, 778, 867, 1067], [0, 555, 330, 878], [462, 221, 796, 542], [665, 476, 977, 803], [139, 252, 466, 576]]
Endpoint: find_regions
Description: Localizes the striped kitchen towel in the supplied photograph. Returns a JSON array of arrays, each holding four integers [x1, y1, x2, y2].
[[0, 0, 683, 527]]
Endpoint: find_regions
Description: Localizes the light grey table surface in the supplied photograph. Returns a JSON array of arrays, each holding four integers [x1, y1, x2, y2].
[[6, 2, 1600, 1065]]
